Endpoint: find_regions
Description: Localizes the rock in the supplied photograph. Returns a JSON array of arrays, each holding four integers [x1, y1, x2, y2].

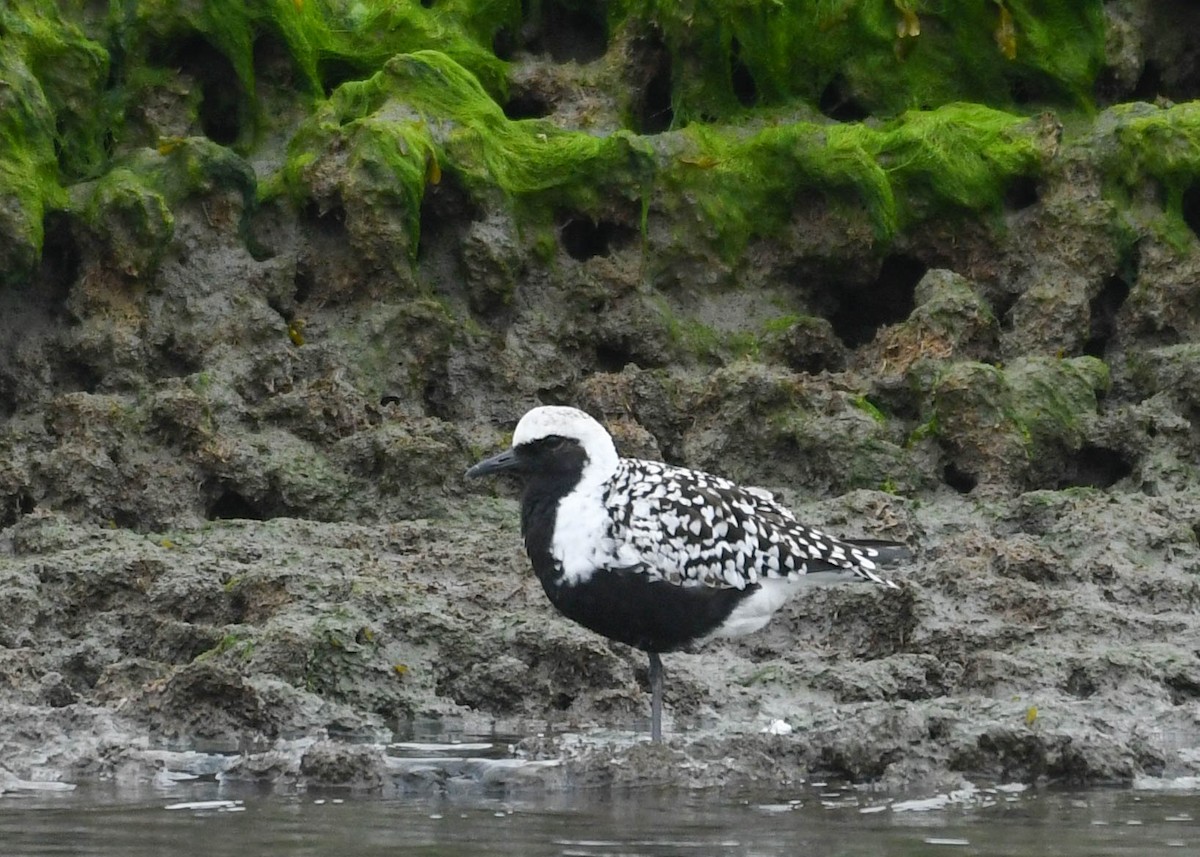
[[930, 357, 1110, 492], [861, 268, 1000, 383], [299, 741, 388, 790]]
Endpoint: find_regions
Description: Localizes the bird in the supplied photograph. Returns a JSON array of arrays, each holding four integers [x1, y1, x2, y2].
[[465, 405, 908, 742]]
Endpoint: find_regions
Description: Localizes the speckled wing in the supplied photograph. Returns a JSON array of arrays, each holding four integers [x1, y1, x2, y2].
[[602, 459, 899, 590]]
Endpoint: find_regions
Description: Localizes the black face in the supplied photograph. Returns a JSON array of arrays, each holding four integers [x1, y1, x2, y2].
[[464, 435, 588, 482], [466, 433, 592, 566], [514, 435, 588, 480]]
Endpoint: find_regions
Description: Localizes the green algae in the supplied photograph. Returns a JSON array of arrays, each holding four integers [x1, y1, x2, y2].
[[3, 0, 520, 281], [663, 316, 761, 363], [0, 0, 101, 282], [0, 1, 1081, 275], [110, 0, 518, 140], [70, 138, 256, 277], [4, 0, 110, 179], [281, 51, 654, 259], [1098, 102, 1200, 246], [852, 394, 888, 424], [660, 102, 1044, 260], [0, 0, 1126, 291], [933, 361, 1025, 435], [653, 302, 846, 366], [0, 46, 64, 282], [617, 0, 1105, 122], [78, 166, 174, 277]]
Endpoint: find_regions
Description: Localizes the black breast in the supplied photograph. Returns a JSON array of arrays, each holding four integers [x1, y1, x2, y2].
[[546, 569, 753, 653], [520, 475, 753, 653]]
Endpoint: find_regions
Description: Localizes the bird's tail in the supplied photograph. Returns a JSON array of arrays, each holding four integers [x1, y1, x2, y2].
[[842, 538, 910, 589], [844, 539, 911, 567]]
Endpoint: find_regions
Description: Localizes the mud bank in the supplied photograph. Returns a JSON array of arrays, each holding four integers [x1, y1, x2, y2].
[[2, 0, 1200, 794], [2, 485, 1198, 793]]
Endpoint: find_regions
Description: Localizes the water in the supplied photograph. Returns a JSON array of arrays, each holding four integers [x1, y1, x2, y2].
[[2, 740, 1196, 856], [3, 781, 1197, 856]]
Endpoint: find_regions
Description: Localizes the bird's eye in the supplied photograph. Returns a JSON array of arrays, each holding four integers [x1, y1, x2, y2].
[[545, 436, 568, 451]]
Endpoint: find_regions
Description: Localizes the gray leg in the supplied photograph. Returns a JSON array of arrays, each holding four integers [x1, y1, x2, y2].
[[648, 652, 664, 742]]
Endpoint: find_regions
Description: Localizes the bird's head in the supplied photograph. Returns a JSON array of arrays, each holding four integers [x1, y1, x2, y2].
[[465, 406, 618, 487]]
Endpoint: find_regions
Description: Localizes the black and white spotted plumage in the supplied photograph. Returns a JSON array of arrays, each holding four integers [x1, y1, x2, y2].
[[602, 458, 900, 592], [466, 405, 908, 741]]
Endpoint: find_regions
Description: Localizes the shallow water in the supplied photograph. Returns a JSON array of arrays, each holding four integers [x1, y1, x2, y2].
[[2, 778, 1196, 857]]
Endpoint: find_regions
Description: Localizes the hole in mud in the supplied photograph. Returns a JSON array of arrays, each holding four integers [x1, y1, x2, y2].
[[631, 30, 674, 134], [380, 394, 403, 407], [422, 376, 454, 421], [37, 212, 81, 310], [417, 173, 481, 262], [318, 57, 372, 96], [493, 27, 517, 61], [302, 200, 347, 235], [293, 264, 314, 305], [992, 290, 1020, 333], [943, 462, 977, 494], [1093, 65, 1126, 106], [253, 33, 299, 89], [865, 384, 919, 423], [155, 334, 204, 380], [552, 692, 573, 711], [1004, 176, 1040, 211], [102, 498, 144, 532], [148, 35, 244, 145], [1132, 0, 1200, 102], [1132, 61, 1164, 102], [503, 89, 553, 120], [63, 358, 102, 395], [1166, 672, 1200, 706], [1182, 181, 1200, 240], [1083, 275, 1131, 357], [1008, 75, 1052, 108], [828, 254, 924, 348], [63, 650, 103, 691], [818, 74, 869, 122], [1065, 668, 1097, 699], [594, 342, 633, 373], [558, 213, 637, 261], [1, 490, 36, 529], [1056, 445, 1133, 490], [730, 38, 757, 108], [528, 0, 609, 65], [207, 490, 265, 521]]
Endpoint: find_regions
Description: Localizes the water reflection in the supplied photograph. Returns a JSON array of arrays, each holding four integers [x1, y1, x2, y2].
[[1, 777, 1195, 857]]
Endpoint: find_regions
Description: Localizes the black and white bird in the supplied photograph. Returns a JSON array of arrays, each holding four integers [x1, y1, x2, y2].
[[465, 406, 908, 741]]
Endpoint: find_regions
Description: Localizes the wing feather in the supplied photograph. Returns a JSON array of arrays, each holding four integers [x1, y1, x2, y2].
[[602, 459, 900, 590]]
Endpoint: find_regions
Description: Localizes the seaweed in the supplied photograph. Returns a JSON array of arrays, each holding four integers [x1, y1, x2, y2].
[[659, 102, 1044, 260], [1099, 101, 1200, 247], [614, 0, 1105, 122]]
